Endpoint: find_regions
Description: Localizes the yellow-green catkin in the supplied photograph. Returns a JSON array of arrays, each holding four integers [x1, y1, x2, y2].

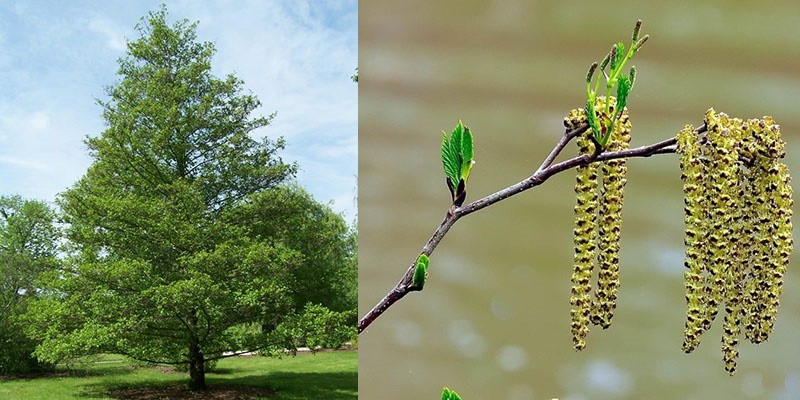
[[566, 96, 631, 349], [679, 109, 793, 374], [719, 119, 748, 375], [566, 107, 599, 351], [740, 178, 762, 343], [750, 161, 793, 343], [745, 160, 776, 344], [702, 110, 739, 335], [740, 117, 791, 345], [740, 119, 763, 343], [677, 124, 708, 353], [770, 163, 793, 333], [591, 102, 631, 329], [721, 279, 744, 375]]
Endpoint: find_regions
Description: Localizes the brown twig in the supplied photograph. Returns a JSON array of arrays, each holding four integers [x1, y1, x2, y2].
[[358, 123, 698, 334]]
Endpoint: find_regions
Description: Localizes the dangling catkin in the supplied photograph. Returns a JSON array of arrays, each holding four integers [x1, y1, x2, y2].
[[591, 102, 631, 329], [678, 109, 793, 374], [677, 124, 708, 353], [566, 108, 599, 351]]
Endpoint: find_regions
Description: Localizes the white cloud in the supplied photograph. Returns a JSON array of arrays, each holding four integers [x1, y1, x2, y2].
[[87, 15, 127, 51], [27, 110, 50, 131], [0, 155, 48, 172]]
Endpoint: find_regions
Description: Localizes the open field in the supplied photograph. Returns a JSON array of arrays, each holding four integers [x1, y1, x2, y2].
[[0, 350, 357, 400]]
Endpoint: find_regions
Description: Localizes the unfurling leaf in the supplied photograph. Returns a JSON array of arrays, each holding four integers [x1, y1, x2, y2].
[[585, 100, 601, 138], [460, 126, 474, 181], [440, 120, 475, 206], [442, 387, 463, 400], [615, 75, 632, 117], [411, 254, 430, 290], [613, 42, 625, 72], [442, 133, 460, 190]]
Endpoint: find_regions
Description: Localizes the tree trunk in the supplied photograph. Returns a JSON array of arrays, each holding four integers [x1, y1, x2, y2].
[[188, 340, 206, 390]]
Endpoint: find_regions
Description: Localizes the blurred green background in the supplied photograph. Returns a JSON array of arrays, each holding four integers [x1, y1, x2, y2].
[[359, 1, 800, 399]]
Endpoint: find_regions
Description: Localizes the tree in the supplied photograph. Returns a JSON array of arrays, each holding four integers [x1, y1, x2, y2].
[[0, 196, 58, 373], [23, 7, 350, 391]]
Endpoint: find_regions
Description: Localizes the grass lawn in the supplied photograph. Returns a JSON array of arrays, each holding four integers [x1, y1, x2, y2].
[[0, 350, 357, 399]]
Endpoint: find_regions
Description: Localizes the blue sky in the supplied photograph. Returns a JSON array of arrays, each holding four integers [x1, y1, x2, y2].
[[0, 0, 357, 221]]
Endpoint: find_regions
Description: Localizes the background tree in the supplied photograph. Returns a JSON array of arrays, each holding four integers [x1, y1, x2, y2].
[[25, 7, 352, 391], [0, 196, 58, 374]]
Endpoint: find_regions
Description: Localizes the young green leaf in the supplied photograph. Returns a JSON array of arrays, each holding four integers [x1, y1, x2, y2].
[[441, 120, 475, 206], [411, 254, 430, 290], [442, 387, 463, 400], [614, 42, 625, 72], [441, 132, 460, 187], [459, 124, 475, 182], [615, 75, 632, 117], [586, 100, 601, 138]]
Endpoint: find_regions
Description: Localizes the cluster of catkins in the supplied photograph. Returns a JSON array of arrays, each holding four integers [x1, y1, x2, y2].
[[678, 109, 793, 375], [564, 96, 631, 351]]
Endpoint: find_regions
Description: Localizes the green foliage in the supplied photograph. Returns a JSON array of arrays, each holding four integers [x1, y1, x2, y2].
[[442, 387, 463, 400], [229, 184, 358, 313], [584, 20, 648, 148], [0, 196, 58, 373], [585, 99, 600, 136], [352, 67, 358, 83], [271, 303, 356, 353], [441, 120, 475, 206], [21, 6, 352, 390], [411, 254, 429, 290], [615, 75, 632, 116]]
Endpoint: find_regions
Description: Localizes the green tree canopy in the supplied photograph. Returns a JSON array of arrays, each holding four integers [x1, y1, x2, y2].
[[0, 196, 58, 373], [25, 7, 352, 391], [233, 184, 357, 313]]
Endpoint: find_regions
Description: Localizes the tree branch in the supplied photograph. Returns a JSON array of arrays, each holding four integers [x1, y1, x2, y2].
[[358, 123, 702, 334]]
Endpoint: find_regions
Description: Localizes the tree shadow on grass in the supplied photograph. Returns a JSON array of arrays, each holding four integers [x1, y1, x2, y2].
[[75, 371, 356, 399], [218, 371, 358, 400], [0, 364, 134, 383]]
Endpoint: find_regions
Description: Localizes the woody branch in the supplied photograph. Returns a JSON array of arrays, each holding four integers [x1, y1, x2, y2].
[[357, 122, 703, 334]]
